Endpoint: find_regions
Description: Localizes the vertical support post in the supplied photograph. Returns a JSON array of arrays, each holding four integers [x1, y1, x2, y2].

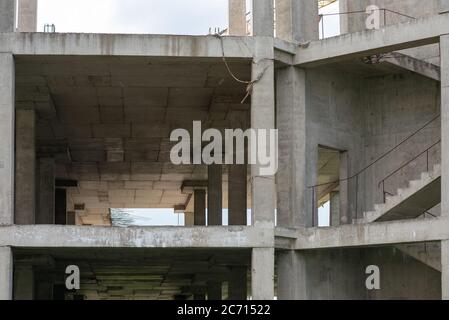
[[330, 191, 340, 227], [441, 34, 449, 219], [207, 282, 222, 300], [0, 53, 15, 226], [251, 248, 274, 300], [208, 165, 222, 226], [37, 158, 55, 224], [0, 0, 16, 32], [275, 0, 319, 42], [228, 266, 247, 300], [339, 151, 349, 224], [0, 247, 13, 300], [277, 250, 307, 300], [276, 66, 306, 227], [17, 0, 37, 32], [442, 240, 449, 300], [14, 265, 34, 300], [441, 35, 449, 300], [228, 164, 247, 225], [15, 109, 35, 225], [252, 0, 274, 37], [194, 189, 206, 226], [228, 0, 246, 36]]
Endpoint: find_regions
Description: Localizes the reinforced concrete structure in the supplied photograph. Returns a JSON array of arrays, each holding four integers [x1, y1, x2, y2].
[[1, 0, 449, 300]]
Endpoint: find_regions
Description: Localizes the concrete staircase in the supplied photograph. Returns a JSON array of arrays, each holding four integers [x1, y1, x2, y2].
[[362, 164, 441, 223], [395, 243, 441, 272]]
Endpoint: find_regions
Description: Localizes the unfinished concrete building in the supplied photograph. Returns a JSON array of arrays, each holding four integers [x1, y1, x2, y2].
[[1, 0, 449, 300]]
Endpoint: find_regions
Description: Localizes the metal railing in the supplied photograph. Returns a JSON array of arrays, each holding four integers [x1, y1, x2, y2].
[[319, 8, 416, 39], [309, 114, 441, 225]]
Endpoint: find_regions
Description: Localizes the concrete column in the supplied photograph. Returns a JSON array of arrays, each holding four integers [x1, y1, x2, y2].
[[277, 250, 306, 300], [441, 35, 449, 218], [0, 0, 16, 32], [228, 266, 247, 300], [0, 247, 13, 300], [194, 189, 206, 226], [330, 192, 340, 227], [339, 151, 349, 224], [0, 53, 15, 226], [442, 241, 449, 300], [251, 42, 276, 227], [275, 0, 319, 42], [207, 282, 222, 300], [276, 66, 306, 228], [252, 0, 274, 37], [208, 165, 222, 226], [228, 0, 246, 36], [251, 248, 274, 300], [15, 109, 36, 225], [14, 265, 34, 300], [228, 165, 247, 225], [37, 158, 55, 224], [184, 211, 194, 226], [17, 0, 37, 32]]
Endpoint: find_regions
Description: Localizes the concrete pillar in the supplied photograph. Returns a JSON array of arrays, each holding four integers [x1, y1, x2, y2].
[[207, 165, 222, 226], [184, 211, 194, 226], [442, 241, 449, 300], [275, 0, 319, 42], [252, 0, 274, 37], [228, 165, 247, 225], [207, 282, 222, 300], [194, 189, 206, 226], [37, 158, 55, 224], [251, 248, 274, 300], [0, 247, 13, 300], [441, 35, 449, 219], [14, 265, 34, 300], [0, 0, 16, 32], [17, 0, 37, 32], [15, 109, 36, 225], [330, 192, 340, 227], [0, 53, 15, 226], [228, 0, 246, 36], [276, 66, 306, 228], [339, 151, 349, 224], [228, 266, 247, 300], [277, 250, 306, 300]]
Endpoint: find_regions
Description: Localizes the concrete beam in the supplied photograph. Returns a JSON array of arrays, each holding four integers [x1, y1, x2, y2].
[[295, 14, 449, 67], [0, 0, 16, 32], [0, 225, 274, 248], [0, 53, 14, 226], [17, 0, 37, 32], [293, 218, 449, 250], [0, 247, 13, 300], [0, 33, 255, 58], [15, 109, 35, 225], [380, 52, 441, 81], [228, 0, 246, 36]]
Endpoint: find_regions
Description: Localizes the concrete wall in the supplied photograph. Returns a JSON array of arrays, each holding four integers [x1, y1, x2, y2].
[[360, 73, 441, 215], [0, 0, 16, 32], [306, 67, 364, 224], [277, 246, 441, 300]]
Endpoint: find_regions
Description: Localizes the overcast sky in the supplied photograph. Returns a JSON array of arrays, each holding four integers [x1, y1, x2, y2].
[[37, 0, 339, 36]]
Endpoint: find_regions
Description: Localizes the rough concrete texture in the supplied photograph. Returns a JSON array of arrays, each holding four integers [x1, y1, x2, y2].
[[228, 0, 246, 36], [0, 0, 15, 32], [1, 0, 449, 300], [17, 0, 37, 32]]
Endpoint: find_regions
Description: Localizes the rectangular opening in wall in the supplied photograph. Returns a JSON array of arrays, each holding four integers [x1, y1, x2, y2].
[[110, 208, 184, 227], [316, 146, 341, 227]]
